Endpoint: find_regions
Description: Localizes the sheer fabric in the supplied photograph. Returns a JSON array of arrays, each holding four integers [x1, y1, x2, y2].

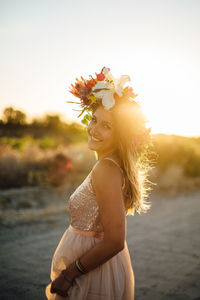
[[45, 157, 135, 299]]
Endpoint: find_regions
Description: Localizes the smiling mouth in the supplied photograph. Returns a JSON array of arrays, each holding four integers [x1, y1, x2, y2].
[[89, 135, 102, 142]]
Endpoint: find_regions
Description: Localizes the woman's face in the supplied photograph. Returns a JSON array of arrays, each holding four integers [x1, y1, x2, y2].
[[87, 106, 118, 157]]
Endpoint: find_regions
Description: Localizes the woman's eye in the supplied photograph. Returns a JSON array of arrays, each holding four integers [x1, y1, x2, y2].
[[90, 118, 110, 129]]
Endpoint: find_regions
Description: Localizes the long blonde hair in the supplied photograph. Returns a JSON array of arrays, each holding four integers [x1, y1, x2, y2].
[[93, 100, 156, 216], [113, 100, 156, 216]]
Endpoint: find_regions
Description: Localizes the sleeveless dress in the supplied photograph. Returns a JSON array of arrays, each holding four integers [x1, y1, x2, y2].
[[45, 157, 135, 300]]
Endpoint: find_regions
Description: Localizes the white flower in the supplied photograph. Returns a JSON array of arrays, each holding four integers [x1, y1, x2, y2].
[[92, 70, 131, 110], [102, 67, 115, 82], [102, 67, 110, 75], [92, 81, 110, 90], [92, 89, 115, 110]]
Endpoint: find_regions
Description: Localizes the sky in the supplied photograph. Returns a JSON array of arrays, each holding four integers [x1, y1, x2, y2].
[[0, 0, 200, 137]]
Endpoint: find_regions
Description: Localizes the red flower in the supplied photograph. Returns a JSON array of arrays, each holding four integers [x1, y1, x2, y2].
[[81, 76, 86, 84], [87, 79, 96, 89], [75, 82, 83, 90], [96, 73, 106, 81]]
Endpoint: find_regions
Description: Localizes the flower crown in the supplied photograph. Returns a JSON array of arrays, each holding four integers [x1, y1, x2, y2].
[[67, 66, 152, 151], [67, 66, 138, 125]]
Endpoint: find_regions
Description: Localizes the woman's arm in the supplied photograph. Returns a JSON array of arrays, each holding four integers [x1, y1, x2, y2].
[[64, 159, 126, 281]]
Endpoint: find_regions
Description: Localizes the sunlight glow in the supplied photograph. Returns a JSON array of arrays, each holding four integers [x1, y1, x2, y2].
[[0, 0, 199, 137]]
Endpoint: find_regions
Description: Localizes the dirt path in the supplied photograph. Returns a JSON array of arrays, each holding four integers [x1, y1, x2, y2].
[[0, 190, 199, 300]]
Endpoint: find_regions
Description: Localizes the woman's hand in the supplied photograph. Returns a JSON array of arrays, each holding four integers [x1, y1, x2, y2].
[[50, 270, 73, 297]]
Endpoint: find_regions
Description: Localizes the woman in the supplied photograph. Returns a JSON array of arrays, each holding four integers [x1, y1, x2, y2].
[[45, 67, 154, 299]]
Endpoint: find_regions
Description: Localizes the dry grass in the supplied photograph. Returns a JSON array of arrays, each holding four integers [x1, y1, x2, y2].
[[0, 135, 200, 194], [0, 142, 95, 189]]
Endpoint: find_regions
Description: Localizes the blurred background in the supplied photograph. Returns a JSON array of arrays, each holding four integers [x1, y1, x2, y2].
[[0, 0, 199, 299], [0, 106, 200, 218]]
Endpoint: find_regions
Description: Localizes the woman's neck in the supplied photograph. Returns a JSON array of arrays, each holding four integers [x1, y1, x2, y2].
[[96, 150, 119, 161]]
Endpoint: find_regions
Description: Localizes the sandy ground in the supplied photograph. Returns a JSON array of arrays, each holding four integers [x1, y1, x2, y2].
[[0, 189, 200, 300]]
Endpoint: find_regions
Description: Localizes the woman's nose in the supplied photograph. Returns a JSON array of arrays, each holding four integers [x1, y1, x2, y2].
[[89, 124, 100, 137]]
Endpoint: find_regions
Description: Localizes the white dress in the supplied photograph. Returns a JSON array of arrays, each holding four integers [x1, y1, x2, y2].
[[45, 157, 135, 299]]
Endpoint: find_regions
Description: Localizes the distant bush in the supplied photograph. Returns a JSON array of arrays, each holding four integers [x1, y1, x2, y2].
[[0, 131, 200, 192], [152, 134, 200, 177], [0, 144, 74, 189]]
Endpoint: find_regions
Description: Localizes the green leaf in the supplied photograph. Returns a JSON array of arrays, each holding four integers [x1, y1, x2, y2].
[[85, 113, 92, 120], [81, 118, 88, 125], [78, 107, 88, 118], [66, 101, 81, 104]]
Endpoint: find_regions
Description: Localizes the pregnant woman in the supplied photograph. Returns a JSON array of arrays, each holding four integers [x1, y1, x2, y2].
[[45, 66, 154, 299]]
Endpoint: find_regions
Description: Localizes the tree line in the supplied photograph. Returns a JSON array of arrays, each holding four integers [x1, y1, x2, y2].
[[0, 106, 87, 143]]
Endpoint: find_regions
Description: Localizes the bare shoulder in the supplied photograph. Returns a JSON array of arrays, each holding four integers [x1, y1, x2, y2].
[[92, 158, 122, 191]]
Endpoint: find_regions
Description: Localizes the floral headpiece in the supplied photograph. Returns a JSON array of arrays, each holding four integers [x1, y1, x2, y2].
[[67, 66, 138, 125], [67, 66, 152, 151]]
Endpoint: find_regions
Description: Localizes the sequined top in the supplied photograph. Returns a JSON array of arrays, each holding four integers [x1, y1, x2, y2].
[[67, 157, 126, 232]]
